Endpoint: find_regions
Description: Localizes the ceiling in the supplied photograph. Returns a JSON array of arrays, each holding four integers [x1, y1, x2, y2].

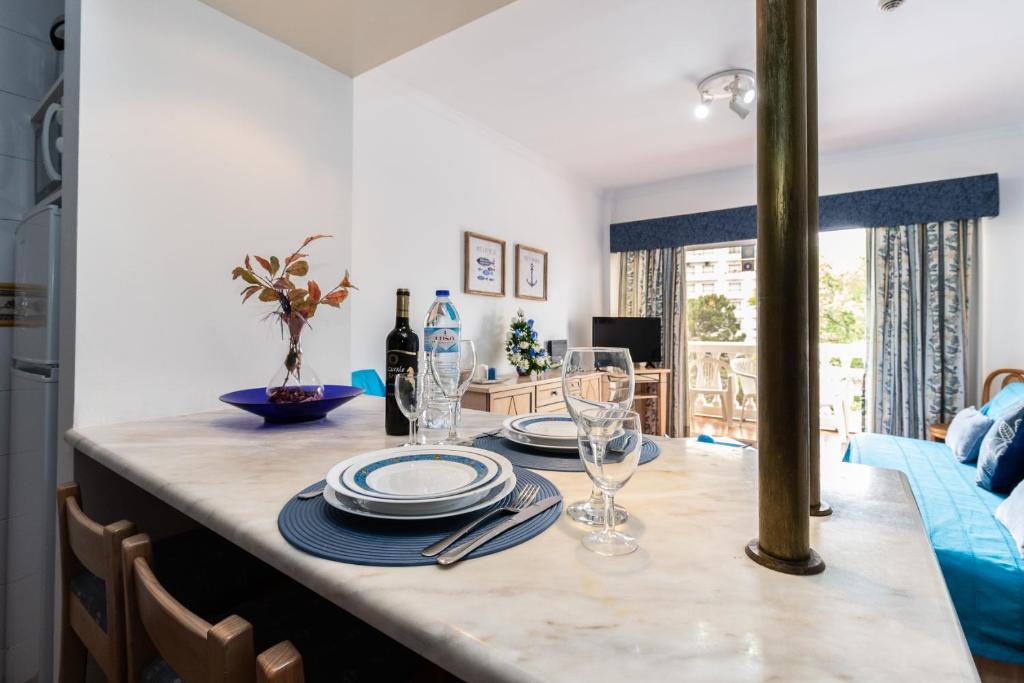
[[197, 0, 514, 76], [364, 0, 1024, 190]]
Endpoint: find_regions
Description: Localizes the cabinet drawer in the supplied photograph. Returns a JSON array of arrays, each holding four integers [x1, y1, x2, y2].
[[490, 389, 534, 416], [536, 382, 564, 408], [537, 402, 566, 414]]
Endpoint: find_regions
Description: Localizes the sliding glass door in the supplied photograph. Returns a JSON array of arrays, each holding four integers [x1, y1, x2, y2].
[[683, 230, 867, 452]]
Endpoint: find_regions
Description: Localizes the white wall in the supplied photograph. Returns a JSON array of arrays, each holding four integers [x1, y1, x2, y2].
[[74, 0, 354, 426], [610, 124, 1024, 389], [350, 76, 607, 377]]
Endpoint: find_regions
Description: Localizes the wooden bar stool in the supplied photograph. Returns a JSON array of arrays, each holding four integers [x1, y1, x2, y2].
[[121, 533, 303, 683], [58, 482, 137, 683]]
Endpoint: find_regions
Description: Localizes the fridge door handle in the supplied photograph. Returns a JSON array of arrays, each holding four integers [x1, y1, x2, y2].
[[11, 365, 58, 383]]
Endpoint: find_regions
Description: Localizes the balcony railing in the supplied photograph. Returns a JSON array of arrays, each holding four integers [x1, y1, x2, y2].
[[686, 340, 865, 437]]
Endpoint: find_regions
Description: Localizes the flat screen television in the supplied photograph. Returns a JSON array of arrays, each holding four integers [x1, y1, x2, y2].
[[592, 317, 662, 364]]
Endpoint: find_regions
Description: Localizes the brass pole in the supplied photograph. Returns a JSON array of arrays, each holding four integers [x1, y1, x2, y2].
[[746, 0, 825, 575], [807, 0, 831, 517]]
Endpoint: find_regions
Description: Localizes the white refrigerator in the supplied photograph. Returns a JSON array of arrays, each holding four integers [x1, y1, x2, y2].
[[6, 204, 60, 683]]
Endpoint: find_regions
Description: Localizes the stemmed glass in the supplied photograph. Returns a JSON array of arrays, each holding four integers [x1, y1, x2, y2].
[[578, 408, 643, 556], [429, 340, 477, 444], [394, 369, 426, 446], [562, 347, 634, 525]]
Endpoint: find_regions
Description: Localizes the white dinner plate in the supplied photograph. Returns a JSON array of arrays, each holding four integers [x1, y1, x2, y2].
[[502, 427, 580, 453], [505, 413, 578, 442], [326, 447, 514, 513], [322, 474, 517, 521], [335, 446, 500, 499]]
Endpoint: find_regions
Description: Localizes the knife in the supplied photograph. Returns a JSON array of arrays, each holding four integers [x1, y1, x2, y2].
[[436, 495, 562, 566]]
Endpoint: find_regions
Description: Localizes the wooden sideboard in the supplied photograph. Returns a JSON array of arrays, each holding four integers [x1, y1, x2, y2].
[[462, 368, 672, 436]]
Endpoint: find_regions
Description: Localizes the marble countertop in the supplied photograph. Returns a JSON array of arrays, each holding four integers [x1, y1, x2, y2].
[[67, 397, 979, 682]]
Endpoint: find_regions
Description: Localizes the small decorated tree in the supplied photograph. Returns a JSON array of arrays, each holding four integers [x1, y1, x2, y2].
[[506, 309, 550, 377], [231, 234, 356, 403]]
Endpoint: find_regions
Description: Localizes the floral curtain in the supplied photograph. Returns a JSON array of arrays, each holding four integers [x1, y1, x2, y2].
[[618, 248, 685, 436], [867, 219, 977, 438]]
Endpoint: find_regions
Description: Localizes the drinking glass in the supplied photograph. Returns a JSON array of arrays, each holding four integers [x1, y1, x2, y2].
[[430, 340, 477, 444], [562, 347, 634, 526], [394, 369, 426, 446], [578, 408, 643, 556]]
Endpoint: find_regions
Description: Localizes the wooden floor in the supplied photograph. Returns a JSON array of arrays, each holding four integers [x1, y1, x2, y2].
[[689, 415, 850, 463]]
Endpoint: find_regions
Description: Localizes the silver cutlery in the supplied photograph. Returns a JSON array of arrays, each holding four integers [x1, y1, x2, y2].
[[436, 495, 562, 566], [421, 483, 539, 557], [298, 488, 323, 500], [454, 428, 503, 446]]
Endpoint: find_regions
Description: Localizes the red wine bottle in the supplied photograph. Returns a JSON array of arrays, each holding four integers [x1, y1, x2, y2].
[[385, 289, 419, 435]]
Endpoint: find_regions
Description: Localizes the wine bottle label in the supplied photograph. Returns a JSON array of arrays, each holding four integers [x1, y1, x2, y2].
[[386, 349, 418, 381]]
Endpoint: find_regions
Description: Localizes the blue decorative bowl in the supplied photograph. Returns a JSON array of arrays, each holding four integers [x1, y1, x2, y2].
[[219, 385, 364, 424]]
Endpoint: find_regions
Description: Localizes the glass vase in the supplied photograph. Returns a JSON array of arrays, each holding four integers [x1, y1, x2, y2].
[[266, 336, 324, 403]]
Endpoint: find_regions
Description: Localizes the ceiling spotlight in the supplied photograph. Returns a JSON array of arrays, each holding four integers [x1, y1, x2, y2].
[[693, 68, 756, 122], [729, 94, 751, 120], [694, 91, 712, 119]]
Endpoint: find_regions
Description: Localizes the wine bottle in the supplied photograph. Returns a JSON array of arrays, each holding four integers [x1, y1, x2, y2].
[[385, 288, 419, 435]]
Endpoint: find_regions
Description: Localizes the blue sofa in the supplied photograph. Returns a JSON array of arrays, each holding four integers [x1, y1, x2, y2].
[[844, 381, 1024, 664]]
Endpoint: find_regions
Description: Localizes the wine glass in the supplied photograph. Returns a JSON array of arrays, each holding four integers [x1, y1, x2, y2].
[[562, 347, 634, 526], [394, 369, 426, 446], [430, 340, 477, 444], [578, 408, 643, 556]]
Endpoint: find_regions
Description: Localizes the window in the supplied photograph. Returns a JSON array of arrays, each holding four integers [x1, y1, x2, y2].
[[702, 262, 714, 274], [728, 246, 741, 255], [687, 283, 695, 295], [727, 261, 741, 273], [702, 283, 714, 293], [728, 280, 742, 293]]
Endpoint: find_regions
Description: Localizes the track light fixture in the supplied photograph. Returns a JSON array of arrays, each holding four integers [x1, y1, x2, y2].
[[693, 68, 756, 121]]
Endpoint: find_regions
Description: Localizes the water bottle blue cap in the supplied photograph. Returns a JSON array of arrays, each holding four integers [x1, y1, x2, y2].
[[436, 289, 450, 296]]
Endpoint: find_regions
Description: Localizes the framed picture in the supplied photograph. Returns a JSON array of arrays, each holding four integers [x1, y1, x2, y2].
[[463, 231, 506, 297], [515, 244, 548, 301]]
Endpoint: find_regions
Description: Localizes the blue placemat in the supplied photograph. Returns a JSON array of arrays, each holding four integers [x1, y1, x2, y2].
[[278, 467, 561, 567], [472, 434, 660, 472]]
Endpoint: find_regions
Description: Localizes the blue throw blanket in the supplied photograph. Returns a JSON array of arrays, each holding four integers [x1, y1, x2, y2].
[[845, 433, 1024, 664]]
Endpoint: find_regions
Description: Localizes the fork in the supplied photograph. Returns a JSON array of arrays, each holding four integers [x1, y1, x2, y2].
[[421, 483, 540, 557]]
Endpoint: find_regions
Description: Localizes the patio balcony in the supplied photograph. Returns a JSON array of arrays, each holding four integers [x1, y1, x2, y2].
[[687, 340, 866, 454]]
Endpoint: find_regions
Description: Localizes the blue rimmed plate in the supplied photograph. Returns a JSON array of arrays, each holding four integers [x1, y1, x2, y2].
[[327, 445, 510, 501], [219, 385, 363, 424]]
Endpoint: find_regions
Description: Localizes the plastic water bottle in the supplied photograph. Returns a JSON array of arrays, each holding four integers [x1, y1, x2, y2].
[[423, 290, 461, 429]]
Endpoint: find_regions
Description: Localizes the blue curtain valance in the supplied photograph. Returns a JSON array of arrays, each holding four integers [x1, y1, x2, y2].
[[610, 173, 999, 253]]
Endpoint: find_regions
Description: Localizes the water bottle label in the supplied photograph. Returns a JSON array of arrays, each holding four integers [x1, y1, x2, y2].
[[424, 327, 459, 353]]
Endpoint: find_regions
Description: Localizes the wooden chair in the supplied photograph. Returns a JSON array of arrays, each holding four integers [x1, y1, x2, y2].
[[58, 482, 137, 683], [121, 533, 304, 683], [982, 368, 1024, 404]]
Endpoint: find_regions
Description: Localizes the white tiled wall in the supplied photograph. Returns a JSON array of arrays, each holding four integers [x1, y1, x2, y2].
[[0, 1, 63, 681]]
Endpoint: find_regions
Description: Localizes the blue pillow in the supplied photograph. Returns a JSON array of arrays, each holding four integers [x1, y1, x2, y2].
[[946, 407, 994, 463], [981, 382, 1024, 417], [977, 402, 1024, 493]]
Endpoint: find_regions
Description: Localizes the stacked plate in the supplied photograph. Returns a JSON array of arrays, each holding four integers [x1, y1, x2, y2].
[[502, 412, 580, 452], [323, 446, 515, 520]]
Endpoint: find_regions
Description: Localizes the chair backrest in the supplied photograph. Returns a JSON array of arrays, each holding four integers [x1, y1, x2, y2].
[[730, 356, 757, 395], [690, 355, 728, 391], [351, 369, 386, 397], [121, 533, 303, 683], [982, 368, 1024, 404], [58, 482, 136, 683]]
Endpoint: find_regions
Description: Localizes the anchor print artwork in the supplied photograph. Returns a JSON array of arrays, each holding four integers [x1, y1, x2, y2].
[[515, 244, 548, 301]]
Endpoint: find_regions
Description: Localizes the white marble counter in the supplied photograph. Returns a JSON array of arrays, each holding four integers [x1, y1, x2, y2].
[[67, 397, 978, 682]]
